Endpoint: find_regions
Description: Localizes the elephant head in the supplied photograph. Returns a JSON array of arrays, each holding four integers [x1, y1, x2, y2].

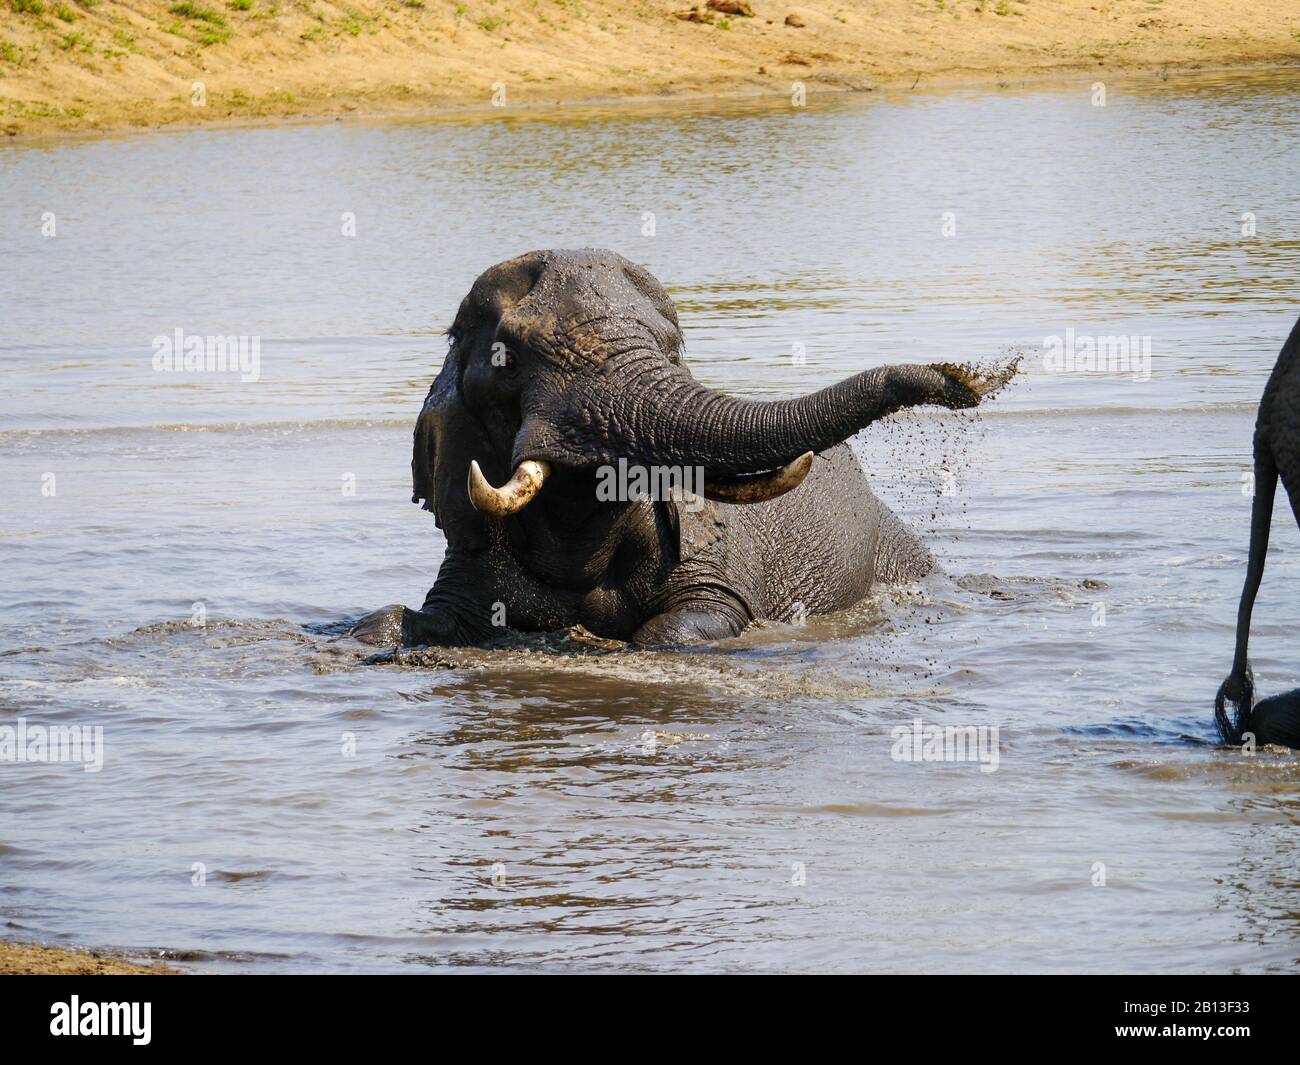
[[413, 248, 1013, 541]]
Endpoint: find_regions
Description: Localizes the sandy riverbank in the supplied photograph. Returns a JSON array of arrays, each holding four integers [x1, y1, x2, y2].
[[0, 0, 1297, 137], [0, 940, 177, 975]]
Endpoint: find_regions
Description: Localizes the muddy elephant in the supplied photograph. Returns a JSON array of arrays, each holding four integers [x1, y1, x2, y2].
[[352, 249, 1014, 649], [1216, 315, 1300, 748]]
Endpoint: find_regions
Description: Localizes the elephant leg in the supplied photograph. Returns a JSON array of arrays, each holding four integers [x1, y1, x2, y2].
[[350, 603, 411, 646], [872, 501, 936, 585], [350, 603, 478, 647], [1249, 688, 1300, 749], [351, 548, 505, 648], [632, 602, 749, 647]]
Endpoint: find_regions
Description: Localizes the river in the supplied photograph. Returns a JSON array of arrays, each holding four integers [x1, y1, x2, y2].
[[1, 68, 1298, 972]]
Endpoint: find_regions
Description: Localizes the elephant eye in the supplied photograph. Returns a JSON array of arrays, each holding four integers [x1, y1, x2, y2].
[[492, 345, 517, 373]]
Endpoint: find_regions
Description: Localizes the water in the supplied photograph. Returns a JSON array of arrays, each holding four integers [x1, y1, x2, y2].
[[2, 69, 1299, 974]]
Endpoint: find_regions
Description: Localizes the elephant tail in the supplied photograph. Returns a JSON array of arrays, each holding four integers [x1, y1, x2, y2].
[[1216, 445, 1279, 745]]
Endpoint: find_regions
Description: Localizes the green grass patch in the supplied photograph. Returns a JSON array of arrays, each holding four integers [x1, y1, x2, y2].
[[169, 1, 226, 25], [57, 31, 93, 51], [169, 1, 232, 44], [11, 0, 45, 13], [340, 9, 375, 34], [53, 2, 76, 20], [17, 99, 61, 117]]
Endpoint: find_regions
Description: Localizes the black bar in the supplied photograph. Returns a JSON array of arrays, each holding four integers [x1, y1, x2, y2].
[[0, 975, 1289, 1050]]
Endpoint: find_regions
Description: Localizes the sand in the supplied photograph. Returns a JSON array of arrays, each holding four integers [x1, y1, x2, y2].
[[0, 0, 1297, 137], [0, 939, 177, 974]]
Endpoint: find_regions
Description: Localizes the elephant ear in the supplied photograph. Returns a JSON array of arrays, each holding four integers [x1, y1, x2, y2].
[[412, 348, 492, 551], [662, 496, 727, 563]]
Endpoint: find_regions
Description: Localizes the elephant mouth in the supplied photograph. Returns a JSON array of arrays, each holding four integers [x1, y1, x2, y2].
[[465, 452, 816, 517]]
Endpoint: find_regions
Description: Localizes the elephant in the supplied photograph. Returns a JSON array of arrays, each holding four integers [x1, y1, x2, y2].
[[351, 249, 1016, 651], [1216, 315, 1300, 749]]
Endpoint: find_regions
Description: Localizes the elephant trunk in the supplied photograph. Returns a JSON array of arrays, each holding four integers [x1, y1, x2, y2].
[[549, 359, 1012, 477]]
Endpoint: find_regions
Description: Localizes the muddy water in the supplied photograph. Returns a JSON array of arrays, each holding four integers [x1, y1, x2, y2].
[[2, 69, 1299, 973]]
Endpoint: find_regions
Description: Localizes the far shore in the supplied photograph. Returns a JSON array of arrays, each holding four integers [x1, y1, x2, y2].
[[1, 0, 1297, 140], [8, 58, 1300, 147], [0, 939, 177, 975]]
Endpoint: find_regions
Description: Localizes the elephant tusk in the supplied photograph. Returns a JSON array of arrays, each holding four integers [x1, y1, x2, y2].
[[467, 459, 551, 515], [703, 452, 814, 504]]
